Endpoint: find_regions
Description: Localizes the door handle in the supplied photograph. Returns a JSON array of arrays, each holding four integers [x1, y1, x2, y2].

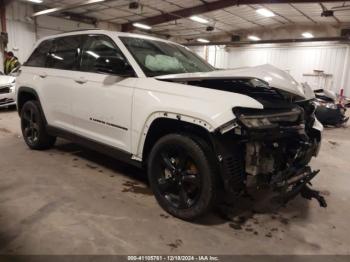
[[39, 73, 47, 78], [75, 77, 87, 84]]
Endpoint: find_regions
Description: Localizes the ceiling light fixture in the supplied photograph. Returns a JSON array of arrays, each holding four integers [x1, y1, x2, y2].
[[32, 0, 105, 17], [27, 0, 43, 3], [302, 32, 314, 38], [34, 7, 60, 16], [256, 8, 275, 17], [248, 35, 261, 41], [197, 38, 210, 43], [190, 15, 209, 24], [133, 22, 152, 30]]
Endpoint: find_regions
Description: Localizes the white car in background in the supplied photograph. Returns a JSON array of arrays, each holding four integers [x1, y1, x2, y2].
[[0, 71, 16, 108]]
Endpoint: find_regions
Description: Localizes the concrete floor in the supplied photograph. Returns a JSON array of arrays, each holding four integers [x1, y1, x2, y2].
[[0, 108, 349, 255]]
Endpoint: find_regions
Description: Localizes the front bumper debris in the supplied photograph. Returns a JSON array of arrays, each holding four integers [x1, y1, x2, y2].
[[301, 185, 327, 208], [272, 167, 327, 208], [212, 99, 327, 209]]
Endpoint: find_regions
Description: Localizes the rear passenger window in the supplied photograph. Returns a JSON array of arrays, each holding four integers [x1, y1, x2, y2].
[[47, 36, 81, 70], [25, 40, 53, 67]]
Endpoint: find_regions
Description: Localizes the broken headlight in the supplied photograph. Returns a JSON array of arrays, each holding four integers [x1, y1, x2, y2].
[[234, 107, 302, 129], [239, 116, 275, 128]]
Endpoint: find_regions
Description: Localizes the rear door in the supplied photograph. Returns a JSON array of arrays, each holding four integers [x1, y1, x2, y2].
[[23, 39, 55, 123], [71, 34, 135, 152], [42, 35, 83, 131], [25, 35, 82, 131]]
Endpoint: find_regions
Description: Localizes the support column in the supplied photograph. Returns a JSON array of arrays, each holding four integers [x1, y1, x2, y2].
[[0, 0, 6, 72], [341, 44, 350, 96]]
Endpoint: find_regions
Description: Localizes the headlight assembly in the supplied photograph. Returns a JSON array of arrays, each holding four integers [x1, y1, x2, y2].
[[234, 107, 302, 129], [239, 116, 275, 128]]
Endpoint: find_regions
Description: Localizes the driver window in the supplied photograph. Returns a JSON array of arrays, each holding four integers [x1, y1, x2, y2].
[[80, 35, 130, 74]]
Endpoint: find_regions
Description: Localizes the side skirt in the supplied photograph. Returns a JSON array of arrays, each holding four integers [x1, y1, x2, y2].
[[46, 125, 142, 168]]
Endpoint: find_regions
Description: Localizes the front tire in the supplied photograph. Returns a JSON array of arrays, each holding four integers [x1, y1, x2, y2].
[[20, 100, 56, 150], [147, 134, 218, 220]]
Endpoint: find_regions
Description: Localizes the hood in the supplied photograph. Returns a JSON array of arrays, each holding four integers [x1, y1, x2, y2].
[[0, 75, 15, 87], [156, 64, 306, 98]]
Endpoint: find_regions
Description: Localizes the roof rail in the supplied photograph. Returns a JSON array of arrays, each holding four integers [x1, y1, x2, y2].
[[63, 28, 102, 33]]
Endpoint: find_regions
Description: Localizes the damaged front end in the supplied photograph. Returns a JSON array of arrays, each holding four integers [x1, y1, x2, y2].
[[158, 64, 327, 208], [212, 89, 326, 208]]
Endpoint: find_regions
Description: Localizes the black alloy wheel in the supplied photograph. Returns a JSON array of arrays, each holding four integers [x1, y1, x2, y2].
[[22, 104, 40, 145], [157, 144, 202, 209], [21, 101, 56, 150], [148, 134, 217, 220]]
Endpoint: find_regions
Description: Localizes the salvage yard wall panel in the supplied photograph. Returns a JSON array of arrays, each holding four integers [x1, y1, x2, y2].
[[5, 1, 93, 65], [4, 1, 36, 70], [6, 19, 36, 67], [3, 1, 106, 69], [193, 43, 350, 96]]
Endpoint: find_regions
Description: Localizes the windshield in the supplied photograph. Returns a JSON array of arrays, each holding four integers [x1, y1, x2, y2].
[[120, 36, 214, 77]]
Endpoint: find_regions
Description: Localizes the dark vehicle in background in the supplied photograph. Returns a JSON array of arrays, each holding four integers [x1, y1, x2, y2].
[[314, 89, 348, 127]]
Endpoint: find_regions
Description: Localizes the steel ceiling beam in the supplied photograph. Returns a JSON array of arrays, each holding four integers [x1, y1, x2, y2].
[[289, 3, 317, 24], [121, 0, 344, 32], [32, 4, 98, 25], [183, 36, 350, 46]]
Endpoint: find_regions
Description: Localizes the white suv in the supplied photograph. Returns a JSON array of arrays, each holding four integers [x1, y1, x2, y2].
[[16, 30, 326, 220]]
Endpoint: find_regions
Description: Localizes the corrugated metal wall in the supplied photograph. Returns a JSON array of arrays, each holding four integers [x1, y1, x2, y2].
[[3, 1, 94, 71], [2, 1, 120, 73], [194, 43, 350, 96], [2, 1, 35, 70]]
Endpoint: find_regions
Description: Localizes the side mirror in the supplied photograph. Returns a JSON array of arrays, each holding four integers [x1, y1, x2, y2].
[[94, 57, 134, 77]]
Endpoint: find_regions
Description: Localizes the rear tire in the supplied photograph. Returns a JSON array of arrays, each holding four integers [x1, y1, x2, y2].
[[20, 100, 56, 150], [147, 133, 218, 220]]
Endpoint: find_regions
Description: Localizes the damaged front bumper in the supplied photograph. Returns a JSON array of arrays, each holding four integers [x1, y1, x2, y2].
[[273, 167, 327, 208], [211, 102, 326, 207]]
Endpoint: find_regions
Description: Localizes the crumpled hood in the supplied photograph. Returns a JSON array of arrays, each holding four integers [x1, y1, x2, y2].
[[0, 75, 15, 87], [156, 64, 306, 98]]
